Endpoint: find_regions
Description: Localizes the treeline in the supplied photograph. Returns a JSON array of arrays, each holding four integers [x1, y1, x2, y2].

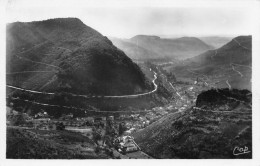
[[196, 88, 251, 107]]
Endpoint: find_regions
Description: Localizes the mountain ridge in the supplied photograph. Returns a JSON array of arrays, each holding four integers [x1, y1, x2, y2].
[[111, 35, 213, 60], [7, 17, 151, 96]]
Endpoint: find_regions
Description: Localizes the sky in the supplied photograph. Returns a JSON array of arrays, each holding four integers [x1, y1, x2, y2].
[[5, 0, 257, 38]]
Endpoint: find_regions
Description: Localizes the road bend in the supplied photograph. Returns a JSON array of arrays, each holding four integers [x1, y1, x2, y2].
[[230, 63, 252, 69], [6, 71, 55, 75], [6, 70, 158, 99], [226, 80, 231, 89], [230, 64, 243, 77]]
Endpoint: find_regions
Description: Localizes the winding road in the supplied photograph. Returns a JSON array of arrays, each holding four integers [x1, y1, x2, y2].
[[230, 64, 243, 77], [226, 80, 231, 89], [6, 68, 159, 113], [6, 69, 158, 99], [8, 40, 158, 99], [168, 82, 183, 100], [9, 96, 153, 113], [6, 71, 56, 75]]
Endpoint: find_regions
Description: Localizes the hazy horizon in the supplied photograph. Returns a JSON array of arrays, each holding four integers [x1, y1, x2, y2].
[[6, 0, 255, 38]]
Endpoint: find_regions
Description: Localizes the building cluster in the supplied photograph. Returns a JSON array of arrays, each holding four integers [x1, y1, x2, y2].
[[114, 136, 140, 154]]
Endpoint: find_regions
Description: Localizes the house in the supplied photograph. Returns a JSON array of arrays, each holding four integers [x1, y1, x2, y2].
[[36, 123, 57, 130], [116, 136, 140, 153], [83, 117, 95, 125], [86, 117, 95, 122], [119, 115, 126, 120], [95, 117, 106, 122], [6, 107, 18, 116], [30, 118, 50, 129], [108, 116, 114, 121], [29, 119, 57, 130], [32, 118, 50, 124], [48, 123, 57, 130], [34, 111, 50, 119], [124, 128, 136, 135]]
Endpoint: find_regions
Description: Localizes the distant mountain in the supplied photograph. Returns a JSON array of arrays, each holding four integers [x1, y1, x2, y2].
[[128, 35, 214, 60], [109, 37, 161, 60], [188, 36, 251, 66], [170, 36, 252, 90], [133, 88, 252, 159], [199, 36, 232, 48], [6, 18, 150, 96]]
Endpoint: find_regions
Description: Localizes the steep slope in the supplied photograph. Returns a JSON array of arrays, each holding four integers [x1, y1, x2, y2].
[[188, 36, 251, 65], [6, 18, 169, 116], [133, 89, 252, 159], [169, 36, 252, 90], [129, 35, 213, 60], [6, 18, 150, 96]]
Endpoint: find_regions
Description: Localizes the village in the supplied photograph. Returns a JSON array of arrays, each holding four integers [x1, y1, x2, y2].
[[6, 70, 210, 158]]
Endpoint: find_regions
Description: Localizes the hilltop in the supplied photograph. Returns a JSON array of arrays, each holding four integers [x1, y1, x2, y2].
[[7, 18, 150, 96], [187, 36, 251, 65], [6, 18, 170, 116]]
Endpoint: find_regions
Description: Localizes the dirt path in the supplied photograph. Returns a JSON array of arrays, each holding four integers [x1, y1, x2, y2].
[[6, 71, 55, 75], [226, 80, 231, 89], [230, 64, 243, 77], [231, 63, 252, 69], [233, 39, 251, 51]]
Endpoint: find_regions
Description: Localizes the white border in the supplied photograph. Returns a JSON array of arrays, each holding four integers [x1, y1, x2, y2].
[[1, 0, 260, 166]]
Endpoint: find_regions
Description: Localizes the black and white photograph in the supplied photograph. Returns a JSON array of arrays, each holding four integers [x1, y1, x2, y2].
[[1, 0, 260, 164]]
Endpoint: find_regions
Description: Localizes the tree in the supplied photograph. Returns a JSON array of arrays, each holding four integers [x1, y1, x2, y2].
[[56, 122, 65, 130], [119, 122, 127, 135], [12, 113, 26, 126], [93, 129, 102, 145]]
